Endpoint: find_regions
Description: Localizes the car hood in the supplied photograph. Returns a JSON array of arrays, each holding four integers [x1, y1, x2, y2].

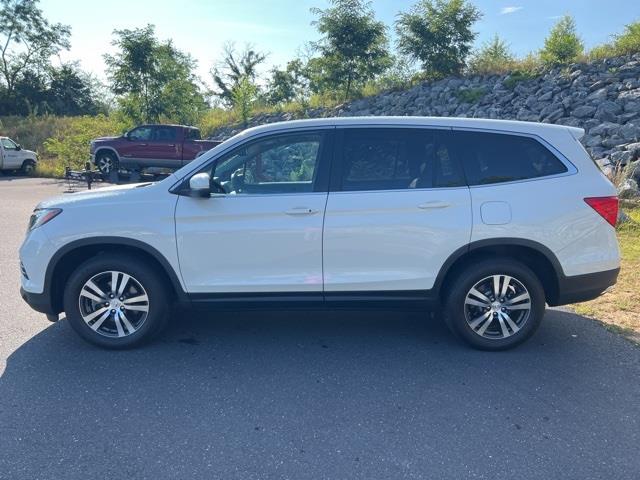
[[36, 181, 162, 210]]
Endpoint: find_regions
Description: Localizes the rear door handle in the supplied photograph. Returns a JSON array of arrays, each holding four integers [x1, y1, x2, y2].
[[284, 207, 319, 216], [417, 201, 451, 209]]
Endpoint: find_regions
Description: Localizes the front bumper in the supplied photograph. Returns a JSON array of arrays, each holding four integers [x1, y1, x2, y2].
[[21, 287, 57, 315], [552, 268, 620, 306]]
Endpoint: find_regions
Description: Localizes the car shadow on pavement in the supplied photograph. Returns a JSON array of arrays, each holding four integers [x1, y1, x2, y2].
[[1, 308, 639, 478]]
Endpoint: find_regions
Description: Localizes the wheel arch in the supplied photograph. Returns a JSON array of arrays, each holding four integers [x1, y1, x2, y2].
[[46, 237, 188, 314], [435, 238, 564, 306], [94, 147, 120, 161], [21, 158, 36, 171]]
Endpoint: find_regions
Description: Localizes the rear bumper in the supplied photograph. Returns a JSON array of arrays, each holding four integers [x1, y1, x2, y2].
[[21, 287, 57, 315], [552, 268, 620, 306]]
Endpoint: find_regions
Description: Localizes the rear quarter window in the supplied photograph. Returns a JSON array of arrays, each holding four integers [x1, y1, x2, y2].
[[453, 131, 568, 186]]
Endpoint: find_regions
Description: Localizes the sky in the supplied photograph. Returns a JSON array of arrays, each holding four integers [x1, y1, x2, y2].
[[40, 0, 640, 86]]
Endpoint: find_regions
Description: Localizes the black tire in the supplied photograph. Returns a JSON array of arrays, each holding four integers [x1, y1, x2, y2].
[[443, 258, 545, 351], [21, 160, 36, 176], [95, 151, 118, 175], [63, 253, 169, 349]]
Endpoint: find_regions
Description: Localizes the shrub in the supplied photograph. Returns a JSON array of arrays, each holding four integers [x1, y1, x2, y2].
[[456, 87, 486, 103], [468, 35, 516, 75], [613, 20, 640, 55], [197, 109, 241, 138], [43, 115, 127, 172], [590, 20, 640, 59], [540, 16, 584, 66], [231, 76, 259, 127]]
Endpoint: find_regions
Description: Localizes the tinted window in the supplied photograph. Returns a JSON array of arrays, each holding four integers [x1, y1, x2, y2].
[[129, 127, 153, 141], [340, 129, 464, 191], [152, 126, 178, 142], [185, 128, 201, 140], [454, 131, 568, 185], [210, 133, 323, 195]]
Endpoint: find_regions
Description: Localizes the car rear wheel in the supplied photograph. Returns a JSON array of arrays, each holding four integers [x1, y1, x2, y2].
[[96, 152, 118, 175], [21, 160, 36, 176], [443, 258, 545, 350], [63, 254, 169, 349]]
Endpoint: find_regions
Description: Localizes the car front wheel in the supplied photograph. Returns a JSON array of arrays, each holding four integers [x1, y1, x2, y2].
[[21, 160, 36, 176], [63, 254, 169, 349], [443, 259, 545, 350], [96, 152, 118, 175]]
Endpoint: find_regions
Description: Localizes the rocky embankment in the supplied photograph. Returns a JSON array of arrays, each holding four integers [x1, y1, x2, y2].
[[209, 54, 640, 196]]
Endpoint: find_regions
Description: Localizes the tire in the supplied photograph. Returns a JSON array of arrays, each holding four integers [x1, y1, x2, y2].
[[63, 253, 170, 349], [443, 258, 545, 351], [96, 151, 118, 175], [21, 160, 36, 176]]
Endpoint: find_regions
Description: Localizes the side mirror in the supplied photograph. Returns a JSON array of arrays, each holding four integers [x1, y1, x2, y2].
[[16, 144, 22, 151], [189, 172, 211, 197]]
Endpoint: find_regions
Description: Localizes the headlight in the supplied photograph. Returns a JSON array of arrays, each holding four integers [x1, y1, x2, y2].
[[27, 208, 62, 232]]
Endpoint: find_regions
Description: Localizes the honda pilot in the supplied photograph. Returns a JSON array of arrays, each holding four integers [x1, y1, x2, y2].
[[20, 117, 620, 350]]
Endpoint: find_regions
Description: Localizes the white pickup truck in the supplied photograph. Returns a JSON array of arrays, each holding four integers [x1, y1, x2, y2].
[[0, 137, 37, 174]]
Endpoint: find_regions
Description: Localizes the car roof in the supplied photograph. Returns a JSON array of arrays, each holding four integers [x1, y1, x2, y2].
[[240, 116, 585, 140], [137, 124, 197, 129]]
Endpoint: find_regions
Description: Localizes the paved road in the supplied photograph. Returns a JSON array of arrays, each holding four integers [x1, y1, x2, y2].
[[0, 176, 639, 480]]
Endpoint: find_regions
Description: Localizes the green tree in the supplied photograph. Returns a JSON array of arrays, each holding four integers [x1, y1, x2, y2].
[[612, 20, 640, 55], [266, 59, 308, 105], [48, 63, 103, 115], [211, 43, 266, 105], [310, 0, 391, 99], [104, 25, 207, 124], [540, 15, 584, 66], [396, 0, 482, 77], [231, 76, 258, 127], [468, 35, 516, 74], [0, 0, 70, 111]]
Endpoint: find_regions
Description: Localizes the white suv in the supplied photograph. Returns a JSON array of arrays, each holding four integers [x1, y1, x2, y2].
[[19, 117, 620, 350]]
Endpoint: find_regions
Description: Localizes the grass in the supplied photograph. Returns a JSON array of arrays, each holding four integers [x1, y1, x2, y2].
[[572, 201, 640, 344], [456, 87, 486, 104]]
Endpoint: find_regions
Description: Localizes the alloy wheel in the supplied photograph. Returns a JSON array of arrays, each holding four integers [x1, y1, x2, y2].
[[97, 157, 113, 174], [78, 270, 149, 338], [464, 274, 532, 340]]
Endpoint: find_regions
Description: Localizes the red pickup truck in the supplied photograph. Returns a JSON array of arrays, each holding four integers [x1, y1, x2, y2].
[[90, 124, 221, 174]]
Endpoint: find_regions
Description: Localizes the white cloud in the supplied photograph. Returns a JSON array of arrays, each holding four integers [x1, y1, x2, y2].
[[500, 6, 523, 15]]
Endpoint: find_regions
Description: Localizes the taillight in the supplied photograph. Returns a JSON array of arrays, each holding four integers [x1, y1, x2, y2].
[[584, 196, 618, 227]]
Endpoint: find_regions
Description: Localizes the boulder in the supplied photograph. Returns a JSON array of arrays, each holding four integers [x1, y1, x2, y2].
[[619, 123, 639, 142], [572, 105, 596, 118], [610, 150, 634, 165], [618, 178, 640, 199]]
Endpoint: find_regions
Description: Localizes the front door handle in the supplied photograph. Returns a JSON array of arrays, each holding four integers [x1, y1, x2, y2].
[[284, 207, 319, 216], [417, 201, 450, 209]]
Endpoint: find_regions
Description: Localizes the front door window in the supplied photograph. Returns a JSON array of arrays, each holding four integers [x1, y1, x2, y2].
[[210, 133, 323, 195]]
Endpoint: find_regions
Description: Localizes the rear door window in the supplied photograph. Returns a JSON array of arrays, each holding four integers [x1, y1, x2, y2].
[[152, 126, 178, 142], [185, 128, 201, 140], [337, 128, 464, 191], [453, 131, 568, 186]]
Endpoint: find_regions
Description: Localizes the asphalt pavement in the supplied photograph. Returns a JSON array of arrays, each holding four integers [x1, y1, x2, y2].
[[1, 176, 639, 480]]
